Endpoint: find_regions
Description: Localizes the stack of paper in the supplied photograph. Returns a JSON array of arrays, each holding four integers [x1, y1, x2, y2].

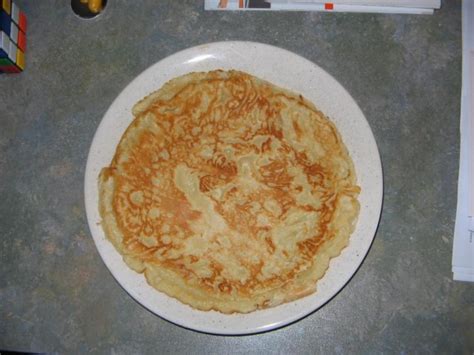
[[453, 0, 474, 283], [204, 0, 441, 15]]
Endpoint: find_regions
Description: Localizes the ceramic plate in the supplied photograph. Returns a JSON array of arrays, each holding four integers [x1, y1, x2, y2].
[[84, 41, 383, 335]]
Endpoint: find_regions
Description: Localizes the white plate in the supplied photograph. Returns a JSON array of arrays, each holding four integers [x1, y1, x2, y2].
[[84, 41, 383, 335]]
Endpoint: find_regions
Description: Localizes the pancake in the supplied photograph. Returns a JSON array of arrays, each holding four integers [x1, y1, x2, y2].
[[98, 70, 360, 313]]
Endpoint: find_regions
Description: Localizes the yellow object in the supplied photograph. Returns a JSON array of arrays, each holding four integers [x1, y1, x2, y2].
[[80, 0, 88, 3], [88, 0, 102, 13], [16, 49, 25, 70], [2, 0, 11, 15]]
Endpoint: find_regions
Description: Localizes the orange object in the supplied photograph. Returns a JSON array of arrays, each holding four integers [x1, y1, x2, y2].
[[239, 0, 244, 8], [88, 0, 102, 13], [18, 11, 27, 32], [17, 29, 26, 51], [218, 0, 228, 8]]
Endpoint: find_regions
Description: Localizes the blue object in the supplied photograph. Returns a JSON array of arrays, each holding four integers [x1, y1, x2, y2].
[[0, 10, 11, 36]]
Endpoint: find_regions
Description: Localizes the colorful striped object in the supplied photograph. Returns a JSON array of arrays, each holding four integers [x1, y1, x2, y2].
[[0, 0, 26, 74]]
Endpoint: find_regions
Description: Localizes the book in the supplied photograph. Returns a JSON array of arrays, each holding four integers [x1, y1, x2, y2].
[[453, 0, 474, 283], [205, 0, 441, 14]]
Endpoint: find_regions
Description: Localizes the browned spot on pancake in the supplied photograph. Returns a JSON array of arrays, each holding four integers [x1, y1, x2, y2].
[[293, 120, 302, 139], [160, 196, 201, 229], [265, 236, 276, 253], [218, 281, 232, 293]]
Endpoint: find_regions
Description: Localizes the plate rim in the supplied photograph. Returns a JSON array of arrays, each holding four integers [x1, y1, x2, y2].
[[84, 40, 383, 335]]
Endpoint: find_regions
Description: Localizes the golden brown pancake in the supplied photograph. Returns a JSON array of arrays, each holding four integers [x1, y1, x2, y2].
[[99, 70, 360, 313]]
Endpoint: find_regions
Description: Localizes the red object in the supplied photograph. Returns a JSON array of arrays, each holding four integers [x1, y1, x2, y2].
[[0, 64, 21, 73], [17, 29, 26, 51], [325, 3, 334, 10], [18, 11, 26, 32]]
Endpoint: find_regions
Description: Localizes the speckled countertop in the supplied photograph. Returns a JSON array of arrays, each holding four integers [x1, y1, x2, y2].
[[0, 0, 472, 353]]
